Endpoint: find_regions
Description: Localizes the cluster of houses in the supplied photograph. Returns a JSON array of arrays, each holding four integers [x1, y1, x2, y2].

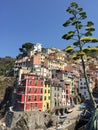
[[14, 43, 98, 112]]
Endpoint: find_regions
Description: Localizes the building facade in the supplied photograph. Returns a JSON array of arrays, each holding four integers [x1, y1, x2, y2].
[[17, 73, 44, 111]]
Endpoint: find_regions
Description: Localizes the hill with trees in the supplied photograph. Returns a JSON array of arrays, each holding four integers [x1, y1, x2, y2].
[[0, 56, 15, 100], [0, 56, 15, 76]]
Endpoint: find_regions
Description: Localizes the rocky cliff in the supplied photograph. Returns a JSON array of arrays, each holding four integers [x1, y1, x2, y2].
[[0, 109, 58, 130], [0, 76, 15, 100]]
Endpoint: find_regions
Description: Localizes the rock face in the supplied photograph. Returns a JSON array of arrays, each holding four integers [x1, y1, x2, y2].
[[4, 111, 45, 130], [0, 110, 59, 130], [0, 77, 15, 100]]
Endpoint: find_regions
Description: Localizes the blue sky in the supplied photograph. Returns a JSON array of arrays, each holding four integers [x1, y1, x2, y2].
[[0, 0, 98, 58]]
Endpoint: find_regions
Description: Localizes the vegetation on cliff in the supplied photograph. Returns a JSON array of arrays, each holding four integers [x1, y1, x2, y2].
[[0, 56, 15, 77], [0, 76, 15, 100], [0, 56, 15, 100]]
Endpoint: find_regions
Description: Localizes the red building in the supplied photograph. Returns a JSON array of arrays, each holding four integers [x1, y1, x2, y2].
[[65, 83, 71, 105], [17, 73, 44, 111]]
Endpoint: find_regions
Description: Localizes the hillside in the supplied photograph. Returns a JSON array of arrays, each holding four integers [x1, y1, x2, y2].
[[0, 76, 15, 100], [0, 56, 15, 76], [0, 56, 15, 100]]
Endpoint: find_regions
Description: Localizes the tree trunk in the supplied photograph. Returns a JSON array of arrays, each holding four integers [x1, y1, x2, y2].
[[81, 55, 96, 108]]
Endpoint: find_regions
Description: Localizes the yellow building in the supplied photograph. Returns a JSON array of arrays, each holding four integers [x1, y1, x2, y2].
[[43, 80, 51, 111]]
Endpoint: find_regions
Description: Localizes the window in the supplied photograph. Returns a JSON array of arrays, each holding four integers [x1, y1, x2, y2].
[[48, 89, 50, 93], [34, 88, 37, 93], [40, 88, 43, 93], [28, 96, 31, 101], [41, 81, 43, 86], [40, 96, 43, 101], [48, 96, 50, 100], [55, 101, 56, 106], [29, 80, 32, 85], [21, 81, 24, 86], [35, 79, 38, 85], [28, 88, 32, 92], [72, 82, 74, 86], [44, 96, 46, 100], [30, 103, 33, 110], [35, 103, 37, 107], [57, 94, 59, 97], [66, 90, 68, 94], [45, 84, 47, 87], [52, 75, 54, 78], [44, 89, 46, 93], [34, 96, 37, 101]]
